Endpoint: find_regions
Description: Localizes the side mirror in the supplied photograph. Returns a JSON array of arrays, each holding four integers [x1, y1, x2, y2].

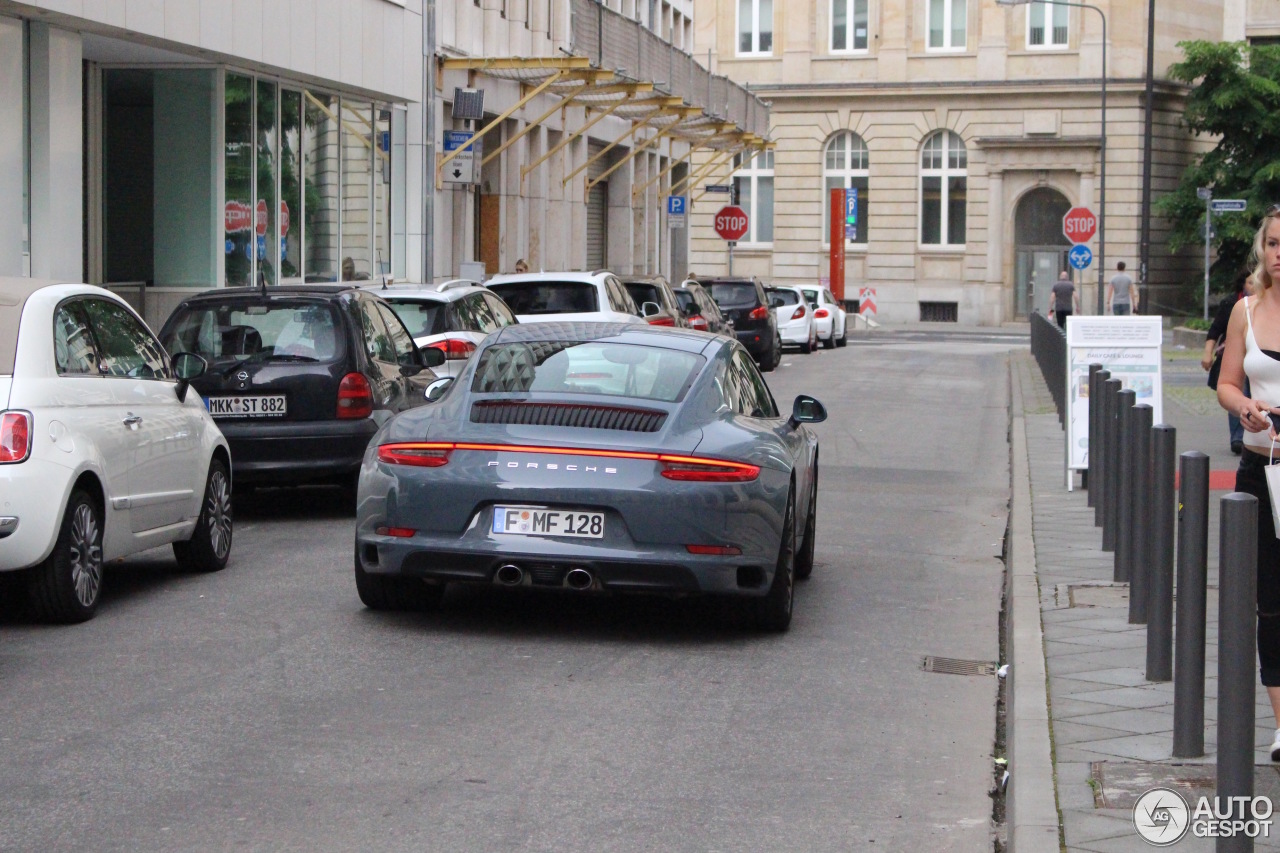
[[641, 301, 662, 318], [172, 352, 207, 403], [787, 394, 827, 429], [424, 376, 454, 402], [420, 347, 446, 368]]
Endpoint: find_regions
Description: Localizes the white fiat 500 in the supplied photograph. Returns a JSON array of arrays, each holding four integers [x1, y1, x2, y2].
[[0, 279, 233, 623]]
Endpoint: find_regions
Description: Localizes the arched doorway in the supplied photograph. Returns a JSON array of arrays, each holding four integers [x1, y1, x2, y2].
[[1014, 187, 1072, 317]]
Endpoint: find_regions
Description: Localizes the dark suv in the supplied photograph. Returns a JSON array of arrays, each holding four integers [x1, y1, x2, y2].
[[705, 277, 780, 371], [159, 285, 445, 490]]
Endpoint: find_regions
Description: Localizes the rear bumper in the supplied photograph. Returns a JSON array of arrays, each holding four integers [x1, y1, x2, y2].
[[0, 457, 70, 571], [778, 321, 811, 346], [219, 417, 379, 483], [734, 327, 773, 358]]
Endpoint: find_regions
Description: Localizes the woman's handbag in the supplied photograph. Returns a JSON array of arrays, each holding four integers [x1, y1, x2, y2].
[[1266, 438, 1280, 538], [1207, 342, 1225, 390]]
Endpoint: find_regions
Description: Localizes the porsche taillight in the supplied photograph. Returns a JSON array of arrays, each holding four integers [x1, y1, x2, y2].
[[659, 457, 761, 482], [0, 412, 31, 464], [377, 443, 453, 467], [337, 373, 374, 419]]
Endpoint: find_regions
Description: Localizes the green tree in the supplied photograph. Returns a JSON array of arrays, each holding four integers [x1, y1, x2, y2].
[[1158, 41, 1280, 297]]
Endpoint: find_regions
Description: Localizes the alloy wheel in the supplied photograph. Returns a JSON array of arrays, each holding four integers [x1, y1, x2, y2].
[[206, 468, 233, 560], [69, 503, 103, 607]]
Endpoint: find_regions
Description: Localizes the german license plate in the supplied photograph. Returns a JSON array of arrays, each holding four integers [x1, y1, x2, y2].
[[206, 395, 287, 418], [492, 506, 605, 539]]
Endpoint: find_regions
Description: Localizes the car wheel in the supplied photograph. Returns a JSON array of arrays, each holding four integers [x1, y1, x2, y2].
[[796, 464, 818, 581], [836, 318, 848, 347], [28, 489, 104, 623], [822, 330, 836, 349], [354, 553, 445, 612], [173, 458, 233, 573], [754, 488, 796, 631], [799, 340, 811, 355], [759, 344, 777, 373]]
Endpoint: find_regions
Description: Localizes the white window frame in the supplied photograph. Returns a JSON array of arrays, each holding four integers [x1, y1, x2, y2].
[[926, 0, 967, 52], [732, 149, 774, 246], [830, 0, 869, 53], [736, 0, 773, 56], [822, 131, 869, 248], [919, 130, 966, 248], [1026, 1, 1069, 49]]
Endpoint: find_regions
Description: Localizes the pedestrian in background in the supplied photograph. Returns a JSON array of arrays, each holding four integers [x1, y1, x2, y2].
[[1048, 270, 1079, 330], [1106, 261, 1136, 315], [514, 259, 529, 274], [1214, 209, 1280, 760], [1204, 270, 1255, 454]]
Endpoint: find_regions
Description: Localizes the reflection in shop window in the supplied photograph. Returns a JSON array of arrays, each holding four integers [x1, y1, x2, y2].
[[281, 89, 303, 281], [374, 107, 393, 280], [257, 79, 278, 286], [224, 74, 253, 287], [341, 98, 373, 282], [305, 91, 340, 282]]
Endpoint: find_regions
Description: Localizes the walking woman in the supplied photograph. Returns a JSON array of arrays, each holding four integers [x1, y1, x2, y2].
[[1216, 208, 1280, 759]]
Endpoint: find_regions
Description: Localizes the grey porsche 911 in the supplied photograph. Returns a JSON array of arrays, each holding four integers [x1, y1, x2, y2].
[[352, 321, 826, 631]]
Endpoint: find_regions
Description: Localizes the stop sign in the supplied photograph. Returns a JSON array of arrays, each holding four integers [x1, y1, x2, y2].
[[1062, 207, 1097, 243], [714, 205, 749, 242]]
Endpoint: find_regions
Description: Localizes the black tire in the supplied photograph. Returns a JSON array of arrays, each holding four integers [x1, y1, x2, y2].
[[799, 338, 812, 355], [174, 458, 233, 573], [754, 489, 796, 631], [759, 347, 777, 373], [796, 464, 818, 581], [835, 319, 848, 347], [355, 554, 444, 612], [28, 490, 104, 623], [821, 331, 835, 350]]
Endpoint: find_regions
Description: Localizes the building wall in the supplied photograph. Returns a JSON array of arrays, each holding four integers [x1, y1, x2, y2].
[[690, 0, 1225, 324]]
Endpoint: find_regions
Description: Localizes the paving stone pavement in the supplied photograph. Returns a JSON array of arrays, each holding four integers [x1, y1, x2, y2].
[[1014, 349, 1280, 852]]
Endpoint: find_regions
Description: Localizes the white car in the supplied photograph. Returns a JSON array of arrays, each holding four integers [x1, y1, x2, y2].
[[767, 285, 818, 354], [485, 270, 645, 325], [364, 280, 518, 378], [0, 279, 232, 623], [800, 286, 849, 349]]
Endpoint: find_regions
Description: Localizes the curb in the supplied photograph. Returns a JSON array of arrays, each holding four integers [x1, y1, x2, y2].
[[1007, 364, 1062, 852]]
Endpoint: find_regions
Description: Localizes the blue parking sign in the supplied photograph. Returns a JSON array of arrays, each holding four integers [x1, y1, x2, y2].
[[667, 195, 686, 216]]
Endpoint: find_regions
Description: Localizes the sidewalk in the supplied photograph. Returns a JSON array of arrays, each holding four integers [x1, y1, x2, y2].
[[1011, 346, 1280, 852]]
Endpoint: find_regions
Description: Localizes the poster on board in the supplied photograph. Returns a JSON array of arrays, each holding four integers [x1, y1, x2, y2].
[[1064, 315, 1164, 473]]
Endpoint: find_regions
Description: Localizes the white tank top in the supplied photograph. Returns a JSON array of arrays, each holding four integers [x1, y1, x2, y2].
[[1242, 295, 1280, 451]]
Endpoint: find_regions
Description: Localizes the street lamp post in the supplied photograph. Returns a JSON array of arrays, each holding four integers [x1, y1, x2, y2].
[[997, 0, 1107, 314]]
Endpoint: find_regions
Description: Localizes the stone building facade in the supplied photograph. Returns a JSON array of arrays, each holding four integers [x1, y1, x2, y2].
[[687, 0, 1271, 324]]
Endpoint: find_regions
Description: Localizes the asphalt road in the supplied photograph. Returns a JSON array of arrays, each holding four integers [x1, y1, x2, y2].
[[0, 328, 1025, 852]]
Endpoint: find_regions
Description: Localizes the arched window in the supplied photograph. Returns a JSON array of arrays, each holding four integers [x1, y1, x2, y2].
[[823, 131, 868, 245], [920, 130, 966, 246], [731, 148, 774, 244]]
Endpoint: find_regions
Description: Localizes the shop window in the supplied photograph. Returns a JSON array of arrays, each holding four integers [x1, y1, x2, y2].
[[920, 130, 966, 247], [280, 89, 303, 281], [305, 91, 340, 281], [257, 79, 278, 286], [341, 98, 374, 281], [823, 131, 869, 245], [732, 149, 774, 244], [224, 73, 254, 287]]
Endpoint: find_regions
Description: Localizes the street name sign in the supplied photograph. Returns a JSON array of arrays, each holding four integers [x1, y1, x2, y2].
[[705, 184, 732, 194], [1063, 207, 1097, 244], [1211, 199, 1247, 213], [714, 205, 749, 242]]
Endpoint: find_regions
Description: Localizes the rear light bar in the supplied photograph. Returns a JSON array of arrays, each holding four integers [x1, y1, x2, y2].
[[814, 308, 830, 319], [337, 373, 374, 419], [375, 526, 417, 538], [646, 316, 676, 327], [748, 305, 769, 320], [376, 441, 760, 481], [0, 411, 32, 464], [426, 338, 477, 360], [686, 544, 743, 556]]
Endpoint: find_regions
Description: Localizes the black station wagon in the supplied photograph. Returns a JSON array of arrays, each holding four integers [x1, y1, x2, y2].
[[159, 285, 445, 492]]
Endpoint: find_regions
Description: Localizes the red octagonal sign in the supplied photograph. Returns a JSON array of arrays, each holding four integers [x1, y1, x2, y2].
[[714, 205, 750, 242], [1063, 206, 1097, 243]]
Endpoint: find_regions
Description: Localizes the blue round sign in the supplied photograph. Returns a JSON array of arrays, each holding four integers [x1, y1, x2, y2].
[[1069, 243, 1093, 270]]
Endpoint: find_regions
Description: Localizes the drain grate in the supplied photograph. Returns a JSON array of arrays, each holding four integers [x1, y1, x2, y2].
[[921, 656, 998, 676]]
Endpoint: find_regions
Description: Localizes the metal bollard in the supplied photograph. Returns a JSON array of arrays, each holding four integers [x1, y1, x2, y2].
[[1114, 389, 1137, 580], [1146, 424, 1176, 680], [1128, 404, 1153, 623], [1173, 451, 1209, 758], [1087, 364, 1103, 509], [1095, 369, 1112, 530], [1103, 378, 1123, 551], [1217, 492, 1258, 853]]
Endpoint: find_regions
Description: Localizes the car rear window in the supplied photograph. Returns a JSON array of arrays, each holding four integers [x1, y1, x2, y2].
[[800, 289, 819, 307], [487, 281, 599, 315], [769, 289, 800, 306], [162, 300, 342, 364], [709, 282, 759, 308], [472, 341, 704, 402], [625, 283, 661, 308], [383, 298, 447, 338]]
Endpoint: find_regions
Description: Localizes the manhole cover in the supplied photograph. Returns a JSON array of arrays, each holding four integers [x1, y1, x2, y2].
[[921, 656, 997, 676]]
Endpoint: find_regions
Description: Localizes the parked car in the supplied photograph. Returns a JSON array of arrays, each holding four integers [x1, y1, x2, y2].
[[767, 285, 817, 354], [0, 279, 233, 622], [673, 282, 734, 336], [621, 275, 688, 328], [704, 277, 781, 371], [364, 280, 518, 378], [158, 284, 444, 492], [353, 321, 826, 631], [799, 286, 849, 348], [485, 271, 645, 325]]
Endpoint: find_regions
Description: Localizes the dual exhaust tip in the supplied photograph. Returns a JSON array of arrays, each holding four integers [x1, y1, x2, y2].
[[495, 564, 594, 590]]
